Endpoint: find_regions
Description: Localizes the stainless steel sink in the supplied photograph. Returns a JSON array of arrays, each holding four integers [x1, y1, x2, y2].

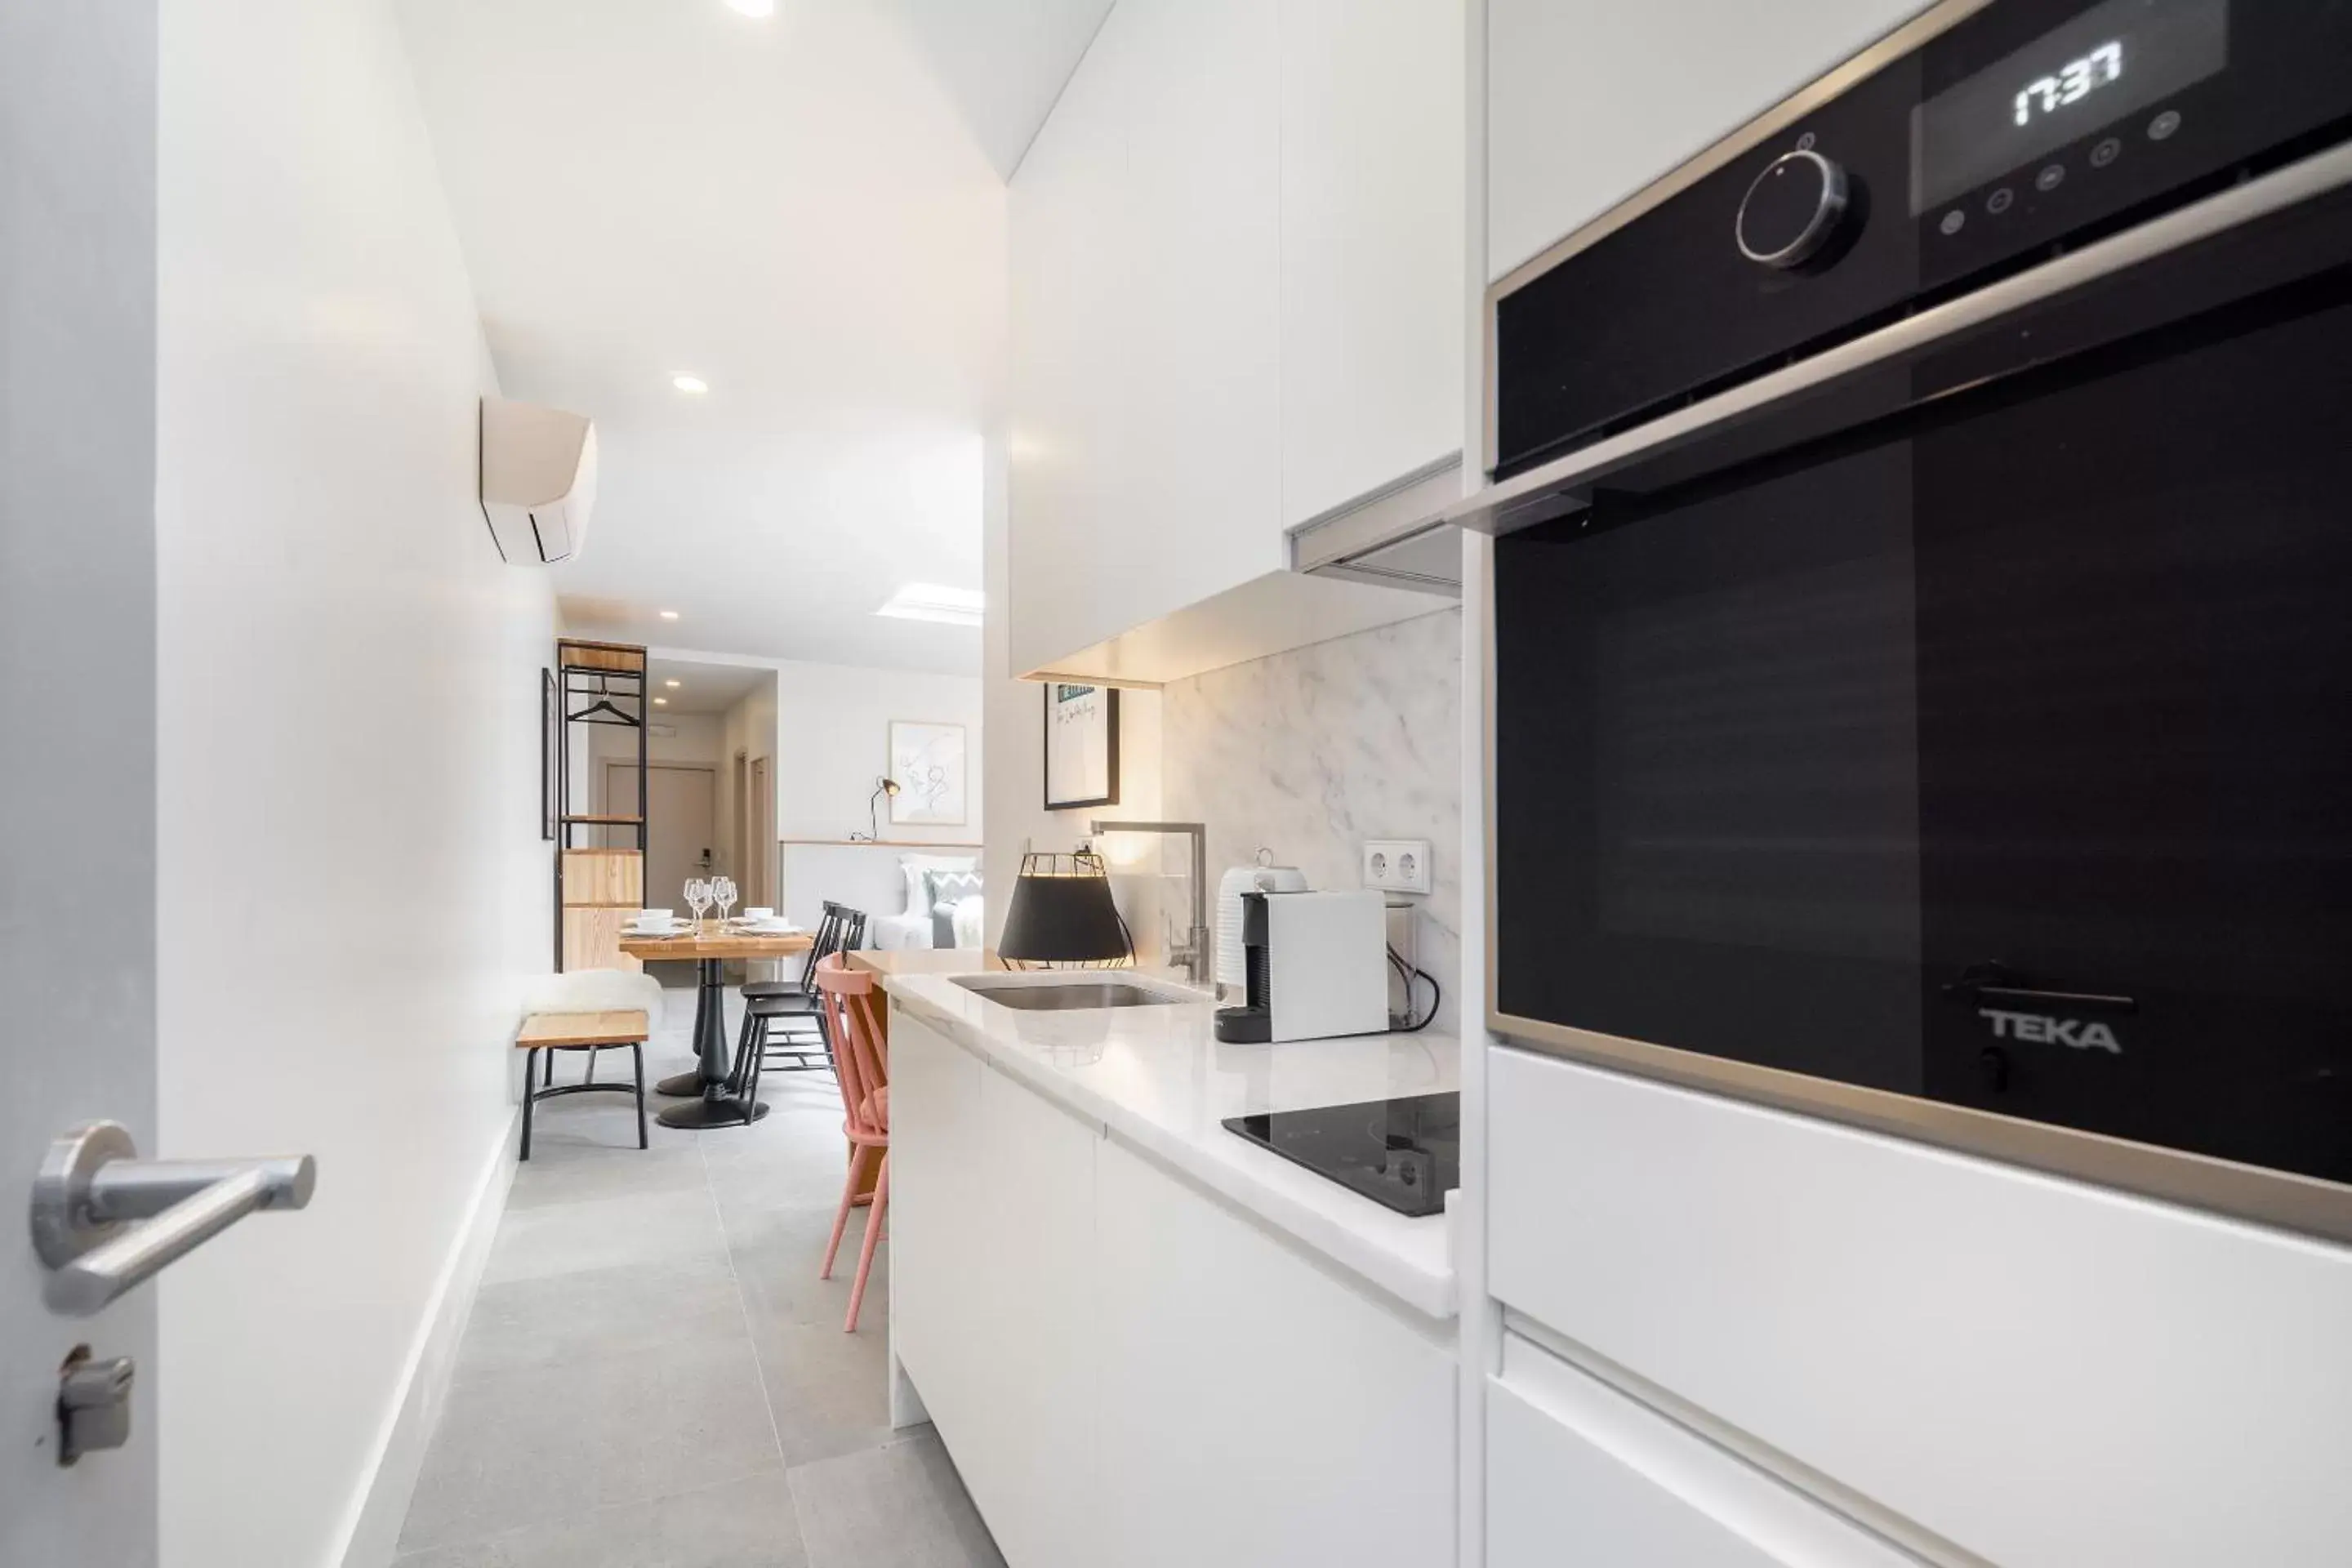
[[951, 978, 1184, 1011]]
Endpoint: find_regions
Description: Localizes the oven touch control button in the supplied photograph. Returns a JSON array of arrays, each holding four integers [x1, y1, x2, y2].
[[2149, 109, 2181, 140], [1986, 186, 2014, 214], [1736, 149, 1851, 270]]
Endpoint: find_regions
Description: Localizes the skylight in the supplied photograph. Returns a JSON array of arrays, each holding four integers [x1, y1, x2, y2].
[[875, 582, 985, 628]]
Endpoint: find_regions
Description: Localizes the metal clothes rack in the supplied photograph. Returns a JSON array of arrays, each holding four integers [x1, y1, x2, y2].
[[553, 640, 649, 969]]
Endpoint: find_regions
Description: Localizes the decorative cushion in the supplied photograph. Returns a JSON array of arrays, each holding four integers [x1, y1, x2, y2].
[[926, 870, 982, 947], [899, 853, 978, 918], [924, 869, 982, 908]]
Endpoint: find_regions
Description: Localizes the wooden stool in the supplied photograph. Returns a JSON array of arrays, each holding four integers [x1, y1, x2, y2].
[[517, 1010, 651, 1160]]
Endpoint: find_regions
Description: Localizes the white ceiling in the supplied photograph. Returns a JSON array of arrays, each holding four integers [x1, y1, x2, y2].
[[397, 0, 1072, 674], [884, 0, 1114, 179], [646, 654, 771, 716]]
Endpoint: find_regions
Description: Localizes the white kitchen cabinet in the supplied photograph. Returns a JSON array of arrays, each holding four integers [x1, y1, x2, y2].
[[1007, 0, 1463, 678], [1278, 0, 1465, 528], [891, 1004, 1459, 1568], [1091, 1138, 1455, 1568], [1487, 1044, 2352, 1568], [1007, 0, 1281, 679], [961, 1062, 1098, 1568], [888, 1009, 1098, 1568], [1486, 0, 1923, 283], [1489, 1334, 1915, 1568], [885, 1009, 987, 1443]]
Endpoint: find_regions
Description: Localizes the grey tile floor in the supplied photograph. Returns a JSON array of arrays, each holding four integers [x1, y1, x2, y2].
[[394, 984, 1004, 1568]]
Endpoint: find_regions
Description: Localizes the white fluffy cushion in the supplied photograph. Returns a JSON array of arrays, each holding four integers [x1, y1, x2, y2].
[[950, 894, 986, 949], [520, 969, 664, 1031]]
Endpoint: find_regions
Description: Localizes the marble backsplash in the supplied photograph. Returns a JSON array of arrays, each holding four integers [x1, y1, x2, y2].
[[1160, 606, 1463, 1033]]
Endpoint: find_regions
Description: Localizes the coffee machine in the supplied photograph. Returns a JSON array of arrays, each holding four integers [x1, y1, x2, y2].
[[1213, 889, 1391, 1043]]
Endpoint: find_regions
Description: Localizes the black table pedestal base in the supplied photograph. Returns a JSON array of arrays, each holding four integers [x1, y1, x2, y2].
[[651, 956, 765, 1130], [655, 1096, 770, 1130]]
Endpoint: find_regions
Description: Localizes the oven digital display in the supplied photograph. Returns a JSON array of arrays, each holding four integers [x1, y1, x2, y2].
[[1911, 0, 2230, 214], [2013, 39, 2124, 128]]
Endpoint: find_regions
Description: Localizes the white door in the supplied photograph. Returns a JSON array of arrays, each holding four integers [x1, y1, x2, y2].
[[6, 9, 311, 1558], [3, 2, 161, 1557]]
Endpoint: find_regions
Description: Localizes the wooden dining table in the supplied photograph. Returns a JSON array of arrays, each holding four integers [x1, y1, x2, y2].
[[617, 923, 814, 1130]]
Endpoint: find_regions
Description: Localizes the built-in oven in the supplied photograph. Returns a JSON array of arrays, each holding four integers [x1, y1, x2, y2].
[[1473, 0, 2352, 1241]]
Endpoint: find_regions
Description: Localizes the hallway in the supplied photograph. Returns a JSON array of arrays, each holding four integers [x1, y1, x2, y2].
[[393, 988, 1002, 1566]]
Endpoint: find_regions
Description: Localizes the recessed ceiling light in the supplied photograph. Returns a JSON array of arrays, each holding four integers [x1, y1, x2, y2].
[[653, 697, 669, 706], [875, 582, 985, 628], [658, 609, 680, 621], [724, 0, 775, 15], [671, 375, 708, 394], [665, 679, 681, 688]]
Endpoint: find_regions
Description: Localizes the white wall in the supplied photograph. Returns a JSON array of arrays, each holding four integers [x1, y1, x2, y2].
[[773, 659, 985, 844], [716, 673, 780, 893], [154, 3, 555, 1566], [1161, 608, 1463, 1028]]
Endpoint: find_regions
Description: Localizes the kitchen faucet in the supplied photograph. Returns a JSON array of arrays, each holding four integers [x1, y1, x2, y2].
[[1089, 820, 1211, 988]]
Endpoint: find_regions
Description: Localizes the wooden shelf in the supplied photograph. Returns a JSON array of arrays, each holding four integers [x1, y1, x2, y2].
[[557, 639, 647, 674], [562, 813, 644, 826]]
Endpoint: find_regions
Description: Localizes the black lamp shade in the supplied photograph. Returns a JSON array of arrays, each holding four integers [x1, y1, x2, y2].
[[1000, 866, 1129, 964]]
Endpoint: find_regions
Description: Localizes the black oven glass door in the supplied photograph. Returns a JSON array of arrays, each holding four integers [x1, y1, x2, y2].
[[1495, 237, 2352, 1186]]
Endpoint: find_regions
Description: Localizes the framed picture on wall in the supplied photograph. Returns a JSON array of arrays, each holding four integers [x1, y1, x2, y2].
[[889, 720, 968, 826], [1043, 683, 1120, 810], [540, 666, 559, 841]]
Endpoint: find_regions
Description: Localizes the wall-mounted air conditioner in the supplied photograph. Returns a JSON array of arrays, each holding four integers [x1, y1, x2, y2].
[[479, 397, 597, 564]]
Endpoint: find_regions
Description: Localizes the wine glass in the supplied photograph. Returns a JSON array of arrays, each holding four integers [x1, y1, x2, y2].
[[713, 875, 737, 924], [684, 878, 711, 929]]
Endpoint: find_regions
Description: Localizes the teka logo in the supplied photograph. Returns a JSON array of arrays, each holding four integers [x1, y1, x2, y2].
[[1979, 1008, 2122, 1054]]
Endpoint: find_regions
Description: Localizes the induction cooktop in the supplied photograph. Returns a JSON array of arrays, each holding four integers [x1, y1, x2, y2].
[[1223, 1092, 1459, 1218]]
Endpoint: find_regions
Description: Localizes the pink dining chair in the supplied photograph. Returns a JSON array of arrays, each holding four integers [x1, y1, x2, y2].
[[814, 955, 889, 1332]]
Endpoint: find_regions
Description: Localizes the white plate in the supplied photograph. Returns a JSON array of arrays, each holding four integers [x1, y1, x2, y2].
[[628, 924, 690, 937]]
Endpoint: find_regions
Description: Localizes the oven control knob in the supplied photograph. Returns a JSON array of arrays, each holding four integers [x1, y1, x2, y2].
[[1736, 149, 1851, 270]]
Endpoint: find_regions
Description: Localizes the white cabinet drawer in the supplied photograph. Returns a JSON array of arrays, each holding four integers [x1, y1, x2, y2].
[[1488, 1045, 2352, 1567], [1094, 1139, 1454, 1567], [1490, 1331, 1910, 1568]]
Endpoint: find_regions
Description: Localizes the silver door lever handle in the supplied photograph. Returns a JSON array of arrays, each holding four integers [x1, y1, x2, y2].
[[31, 1122, 315, 1316]]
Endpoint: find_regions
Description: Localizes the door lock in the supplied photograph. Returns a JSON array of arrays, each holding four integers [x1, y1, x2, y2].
[[56, 1345, 135, 1466]]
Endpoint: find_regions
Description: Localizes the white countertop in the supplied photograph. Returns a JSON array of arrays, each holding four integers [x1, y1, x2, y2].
[[884, 968, 1459, 1320]]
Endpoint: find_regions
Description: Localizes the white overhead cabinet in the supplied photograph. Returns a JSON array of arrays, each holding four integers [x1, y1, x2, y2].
[[1485, 0, 1924, 283], [1006, 0, 1463, 681], [1279, 0, 1466, 529]]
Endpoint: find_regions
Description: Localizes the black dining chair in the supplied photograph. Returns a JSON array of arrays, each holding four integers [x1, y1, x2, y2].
[[729, 902, 866, 1085]]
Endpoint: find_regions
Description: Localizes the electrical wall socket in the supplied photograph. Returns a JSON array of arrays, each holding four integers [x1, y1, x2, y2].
[[1361, 839, 1432, 895]]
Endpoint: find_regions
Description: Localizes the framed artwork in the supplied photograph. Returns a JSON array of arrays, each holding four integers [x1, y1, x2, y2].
[[889, 720, 968, 826], [1043, 683, 1120, 810], [540, 667, 559, 841]]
